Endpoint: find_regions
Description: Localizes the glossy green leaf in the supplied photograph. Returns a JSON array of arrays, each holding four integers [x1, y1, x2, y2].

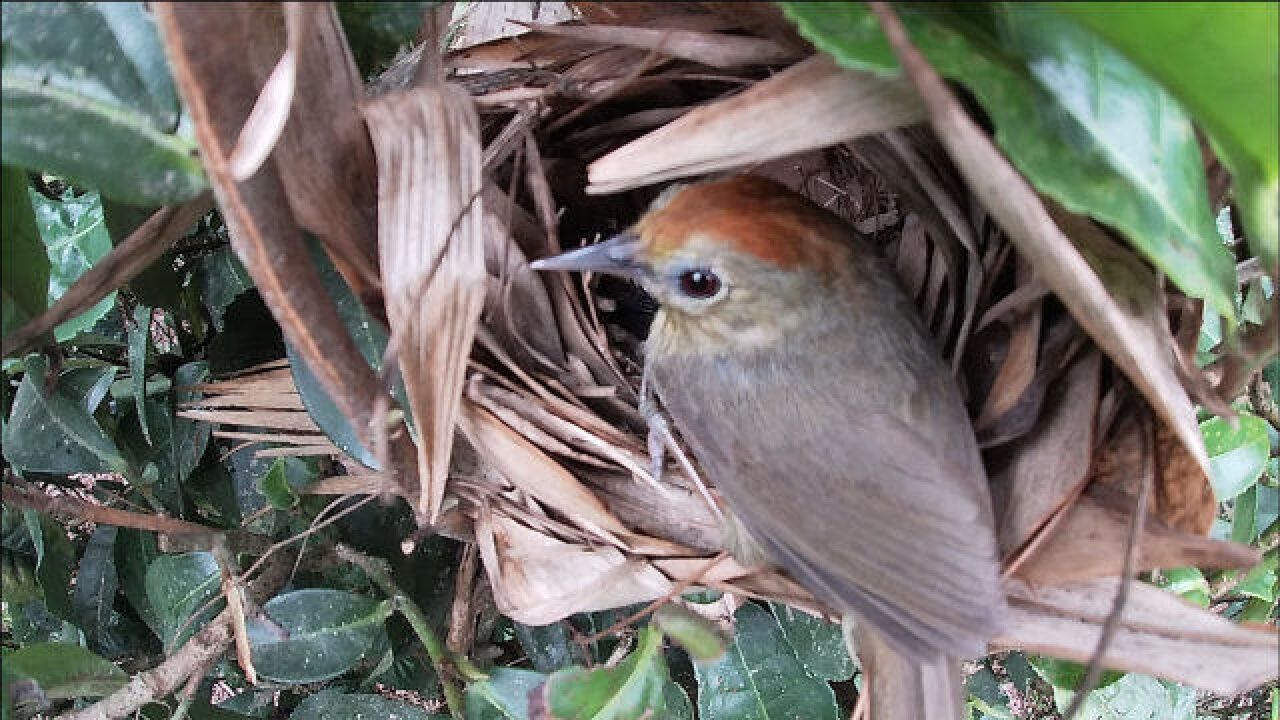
[[248, 589, 391, 684], [1234, 551, 1277, 602], [172, 361, 213, 481], [1052, 2, 1278, 274], [145, 551, 220, 651], [28, 186, 117, 340], [1232, 485, 1259, 545], [59, 365, 119, 415], [21, 510, 77, 624], [114, 528, 161, 636], [541, 626, 671, 720], [769, 602, 852, 681], [695, 603, 838, 720], [1201, 413, 1270, 500], [1, 166, 48, 337], [128, 304, 152, 444], [966, 664, 1015, 720], [1030, 655, 1123, 692], [117, 396, 187, 514], [288, 238, 403, 469], [71, 525, 128, 658], [782, 2, 1238, 321], [258, 457, 304, 510], [290, 690, 446, 720], [466, 667, 547, 720], [1052, 672, 1195, 719], [514, 621, 582, 673], [3, 354, 126, 474], [1, 2, 207, 204], [1153, 567, 1210, 608], [3, 642, 126, 699], [196, 245, 253, 332]]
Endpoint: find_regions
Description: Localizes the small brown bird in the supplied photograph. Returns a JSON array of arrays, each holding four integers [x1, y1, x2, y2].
[[534, 176, 1005, 718]]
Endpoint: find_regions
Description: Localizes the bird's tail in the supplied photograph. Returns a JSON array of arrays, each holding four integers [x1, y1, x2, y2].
[[849, 622, 965, 720]]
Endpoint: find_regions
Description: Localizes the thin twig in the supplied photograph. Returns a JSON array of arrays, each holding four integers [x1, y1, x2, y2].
[[335, 544, 468, 720], [1061, 415, 1153, 720], [2, 478, 215, 537]]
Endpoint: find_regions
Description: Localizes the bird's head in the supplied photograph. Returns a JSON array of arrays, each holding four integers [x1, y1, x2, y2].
[[533, 176, 863, 354]]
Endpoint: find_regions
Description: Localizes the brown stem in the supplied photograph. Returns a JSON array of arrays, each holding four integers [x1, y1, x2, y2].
[[3, 479, 214, 537], [2, 195, 213, 359]]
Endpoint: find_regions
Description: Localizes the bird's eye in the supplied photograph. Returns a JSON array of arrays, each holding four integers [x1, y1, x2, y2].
[[677, 268, 723, 299]]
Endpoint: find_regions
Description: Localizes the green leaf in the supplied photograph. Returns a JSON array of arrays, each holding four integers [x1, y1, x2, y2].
[[540, 626, 670, 720], [59, 364, 119, 415], [1051, 2, 1278, 274], [114, 528, 161, 636], [1153, 567, 1210, 608], [768, 602, 853, 682], [1232, 485, 1259, 545], [966, 664, 1015, 720], [71, 525, 130, 658], [28, 186, 117, 340], [172, 361, 213, 481], [1201, 413, 1270, 500], [513, 621, 582, 673], [21, 510, 77, 624], [196, 245, 253, 332], [288, 238, 404, 468], [248, 589, 391, 684], [117, 396, 187, 514], [466, 667, 547, 720], [258, 457, 304, 510], [145, 551, 220, 652], [653, 603, 729, 664], [337, 3, 438, 76], [1, 2, 207, 204], [128, 304, 152, 444], [1, 166, 48, 337], [3, 642, 126, 699], [3, 354, 126, 474], [290, 690, 447, 720], [1030, 655, 1123, 692], [782, 2, 1238, 321], [695, 603, 838, 720], [1234, 551, 1277, 602], [1052, 673, 1195, 720]]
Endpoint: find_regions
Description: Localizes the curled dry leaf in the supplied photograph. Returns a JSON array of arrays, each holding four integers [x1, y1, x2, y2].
[[587, 55, 926, 194], [363, 84, 487, 523], [1013, 484, 1260, 585], [474, 504, 672, 625], [991, 349, 1101, 560], [999, 577, 1278, 696], [520, 21, 801, 69]]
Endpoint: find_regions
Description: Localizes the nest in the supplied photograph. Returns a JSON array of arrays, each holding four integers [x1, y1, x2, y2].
[[170, 1, 1275, 697]]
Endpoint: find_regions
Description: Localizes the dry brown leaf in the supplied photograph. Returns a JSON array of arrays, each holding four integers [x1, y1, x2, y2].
[[521, 21, 800, 69], [364, 83, 487, 523], [998, 578, 1278, 695], [458, 400, 630, 540], [990, 349, 1100, 559], [1013, 484, 1259, 585], [475, 506, 671, 625], [1153, 420, 1217, 534], [587, 55, 925, 194]]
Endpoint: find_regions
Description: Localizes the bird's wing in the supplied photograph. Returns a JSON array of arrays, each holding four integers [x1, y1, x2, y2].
[[655, 361, 1005, 661]]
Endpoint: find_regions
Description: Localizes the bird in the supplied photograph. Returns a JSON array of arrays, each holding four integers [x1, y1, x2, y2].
[[532, 175, 1005, 719]]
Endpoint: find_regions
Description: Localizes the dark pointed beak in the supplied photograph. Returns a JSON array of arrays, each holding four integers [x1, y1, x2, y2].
[[530, 233, 647, 278]]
